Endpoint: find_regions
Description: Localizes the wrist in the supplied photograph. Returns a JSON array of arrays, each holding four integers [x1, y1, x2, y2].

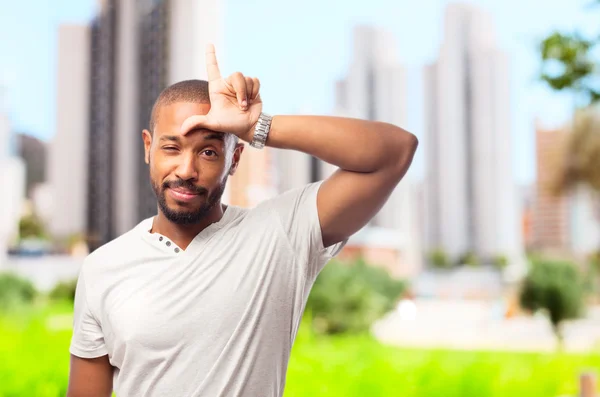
[[248, 113, 272, 149], [243, 119, 259, 143]]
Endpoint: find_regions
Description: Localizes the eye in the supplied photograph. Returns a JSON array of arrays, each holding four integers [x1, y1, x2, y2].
[[202, 150, 218, 157], [162, 146, 179, 152]]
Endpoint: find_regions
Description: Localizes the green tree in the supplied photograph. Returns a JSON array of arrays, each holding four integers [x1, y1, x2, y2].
[[519, 260, 585, 349], [305, 258, 407, 335], [539, 32, 598, 105]]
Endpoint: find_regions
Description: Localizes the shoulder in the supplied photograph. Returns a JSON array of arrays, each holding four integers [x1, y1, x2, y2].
[[81, 222, 144, 275], [252, 181, 323, 214]]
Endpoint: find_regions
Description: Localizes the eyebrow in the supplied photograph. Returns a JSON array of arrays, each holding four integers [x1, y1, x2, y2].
[[159, 135, 182, 143], [159, 132, 225, 143]]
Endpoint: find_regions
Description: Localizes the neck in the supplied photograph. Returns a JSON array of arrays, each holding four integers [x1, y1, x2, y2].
[[150, 202, 226, 250]]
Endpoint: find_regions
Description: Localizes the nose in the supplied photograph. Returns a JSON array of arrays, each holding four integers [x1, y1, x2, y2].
[[174, 152, 199, 181]]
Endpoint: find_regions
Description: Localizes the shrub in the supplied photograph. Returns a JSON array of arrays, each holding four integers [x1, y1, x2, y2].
[[519, 259, 585, 348], [305, 258, 407, 335], [585, 253, 600, 298], [492, 254, 508, 269], [428, 248, 451, 269], [18, 214, 48, 241], [456, 251, 480, 267], [0, 272, 37, 311], [49, 279, 77, 302]]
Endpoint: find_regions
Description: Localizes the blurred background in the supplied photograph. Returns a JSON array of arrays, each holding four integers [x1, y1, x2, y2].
[[1, 0, 600, 396]]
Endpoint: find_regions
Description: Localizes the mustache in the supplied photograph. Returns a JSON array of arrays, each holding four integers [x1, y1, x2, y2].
[[162, 179, 208, 195]]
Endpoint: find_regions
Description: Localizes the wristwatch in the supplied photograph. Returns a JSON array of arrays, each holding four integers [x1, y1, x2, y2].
[[250, 113, 272, 149]]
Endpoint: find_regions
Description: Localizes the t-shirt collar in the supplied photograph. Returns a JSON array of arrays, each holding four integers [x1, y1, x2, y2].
[[138, 205, 238, 253]]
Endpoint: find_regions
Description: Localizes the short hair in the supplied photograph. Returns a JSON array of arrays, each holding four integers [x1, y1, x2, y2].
[[149, 79, 239, 146]]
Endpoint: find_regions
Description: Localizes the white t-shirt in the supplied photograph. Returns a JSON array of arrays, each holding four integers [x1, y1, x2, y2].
[[70, 181, 347, 397]]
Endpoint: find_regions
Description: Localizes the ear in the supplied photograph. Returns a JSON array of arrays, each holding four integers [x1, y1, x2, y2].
[[228, 143, 245, 175], [142, 129, 152, 164]]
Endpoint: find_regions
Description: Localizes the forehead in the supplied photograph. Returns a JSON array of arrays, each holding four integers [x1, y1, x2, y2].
[[154, 102, 211, 135]]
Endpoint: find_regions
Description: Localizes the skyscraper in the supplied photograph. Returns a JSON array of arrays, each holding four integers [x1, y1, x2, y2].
[[49, 24, 91, 240], [424, 3, 523, 265], [88, 2, 117, 249]]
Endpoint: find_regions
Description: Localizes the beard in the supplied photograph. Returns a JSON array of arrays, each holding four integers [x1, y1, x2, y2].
[[151, 175, 227, 225]]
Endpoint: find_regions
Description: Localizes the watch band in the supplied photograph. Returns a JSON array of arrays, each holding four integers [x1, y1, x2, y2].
[[250, 113, 272, 149]]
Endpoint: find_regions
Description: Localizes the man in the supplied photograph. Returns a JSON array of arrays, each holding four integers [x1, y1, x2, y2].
[[67, 45, 418, 397]]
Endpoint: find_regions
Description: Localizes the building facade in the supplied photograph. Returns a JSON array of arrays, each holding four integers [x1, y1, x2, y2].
[[49, 24, 91, 240], [424, 4, 523, 266], [87, 1, 117, 249], [532, 124, 570, 252]]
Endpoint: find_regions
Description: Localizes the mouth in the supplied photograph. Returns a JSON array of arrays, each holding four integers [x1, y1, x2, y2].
[[167, 187, 201, 202]]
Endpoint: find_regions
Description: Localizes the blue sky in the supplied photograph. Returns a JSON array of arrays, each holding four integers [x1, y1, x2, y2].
[[0, 0, 596, 183]]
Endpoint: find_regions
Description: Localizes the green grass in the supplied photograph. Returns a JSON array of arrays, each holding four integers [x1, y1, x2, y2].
[[0, 302, 72, 397], [0, 304, 598, 397], [286, 326, 600, 397]]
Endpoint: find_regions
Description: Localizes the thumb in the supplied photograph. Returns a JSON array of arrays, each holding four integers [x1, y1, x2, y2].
[[180, 114, 213, 135]]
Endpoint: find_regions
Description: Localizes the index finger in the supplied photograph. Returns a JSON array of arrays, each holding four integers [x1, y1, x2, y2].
[[205, 44, 221, 81]]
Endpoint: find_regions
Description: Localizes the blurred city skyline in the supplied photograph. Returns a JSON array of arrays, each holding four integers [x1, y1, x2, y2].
[[1, 0, 597, 185]]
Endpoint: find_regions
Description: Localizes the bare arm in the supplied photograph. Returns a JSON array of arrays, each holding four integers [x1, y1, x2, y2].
[[266, 115, 418, 246], [67, 354, 113, 397]]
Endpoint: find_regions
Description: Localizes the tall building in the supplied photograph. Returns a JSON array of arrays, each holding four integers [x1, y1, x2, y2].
[[334, 26, 406, 122], [49, 24, 91, 240], [88, 3, 117, 249], [424, 3, 523, 266], [532, 124, 570, 252], [114, 0, 143, 237], [85, 0, 224, 248]]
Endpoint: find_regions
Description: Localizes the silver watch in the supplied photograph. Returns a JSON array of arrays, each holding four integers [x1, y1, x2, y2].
[[250, 113, 272, 149]]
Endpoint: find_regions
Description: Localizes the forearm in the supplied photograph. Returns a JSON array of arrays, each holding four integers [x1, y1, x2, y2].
[[263, 115, 417, 173]]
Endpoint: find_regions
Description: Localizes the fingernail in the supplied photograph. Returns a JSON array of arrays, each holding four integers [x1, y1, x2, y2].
[[241, 99, 248, 109]]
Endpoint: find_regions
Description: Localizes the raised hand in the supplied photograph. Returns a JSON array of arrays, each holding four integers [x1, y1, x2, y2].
[[180, 44, 263, 142]]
